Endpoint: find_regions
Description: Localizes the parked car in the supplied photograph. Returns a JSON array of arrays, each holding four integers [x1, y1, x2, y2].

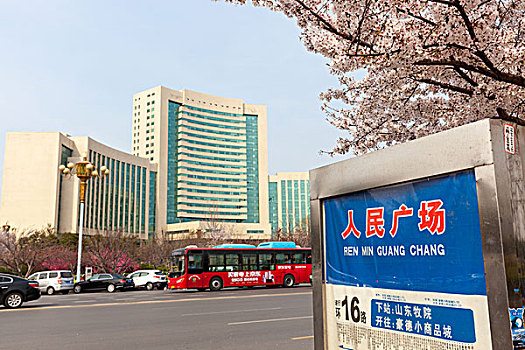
[[27, 270, 74, 295], [0, 274, 41, 309], [73, 273, 134, 294], [128, 270, 167, 290]]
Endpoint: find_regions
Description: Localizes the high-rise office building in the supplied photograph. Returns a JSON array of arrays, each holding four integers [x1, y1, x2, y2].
[[0, 132, 156, 240], [268, 172, 310, 234], [132, 86, 271, 240]]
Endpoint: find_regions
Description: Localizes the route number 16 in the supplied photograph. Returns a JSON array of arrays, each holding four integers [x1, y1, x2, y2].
[[341, 295, 360, 323]]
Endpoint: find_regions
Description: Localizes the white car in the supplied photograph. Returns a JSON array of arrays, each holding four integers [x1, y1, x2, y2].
[[28, 270, 74, 295], [128, 270, 167, 290]]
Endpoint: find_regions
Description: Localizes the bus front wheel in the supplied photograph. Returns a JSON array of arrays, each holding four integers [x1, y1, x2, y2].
[[283, 274, 295, 288], [209, 277, 223, 291]]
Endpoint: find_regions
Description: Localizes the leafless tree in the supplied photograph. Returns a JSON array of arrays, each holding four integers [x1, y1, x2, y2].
[[0, 225, 57, 277], [202, 204, 232, 246], [138, 233, 177, 268]]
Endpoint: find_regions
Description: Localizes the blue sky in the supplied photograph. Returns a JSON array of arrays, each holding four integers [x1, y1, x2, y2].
[[0, 0, 349, 198]]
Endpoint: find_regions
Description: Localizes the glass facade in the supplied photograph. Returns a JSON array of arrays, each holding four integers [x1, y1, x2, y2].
[[79, 150, 151, 235], [268, 181, 278, 233], [57, 145, 73, 232], [141, 167, 146, 234], [130, 165, 136, 233], [149, 171, 157, 238], [281, 180, 287, 233], [124, 163, 130, 231], [270, 176, 310, 234], [245, 115, 259, 223], [167, 101, 181, 224], [293, 180, 299, 227], [167, 101, 258, 226]]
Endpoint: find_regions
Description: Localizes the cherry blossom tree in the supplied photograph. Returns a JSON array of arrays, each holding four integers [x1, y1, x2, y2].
[[86, 231, 139, 274], [219, 0, 525, 154]]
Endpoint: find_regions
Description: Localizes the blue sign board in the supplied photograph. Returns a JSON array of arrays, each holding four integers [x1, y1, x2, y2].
[[324, 170, 486, 296]]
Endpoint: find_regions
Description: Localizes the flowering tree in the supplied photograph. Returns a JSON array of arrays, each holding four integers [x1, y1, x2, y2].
[[220, 0, 525, 154], [86, 231, 139, 274], [40, 246, 77, 272]]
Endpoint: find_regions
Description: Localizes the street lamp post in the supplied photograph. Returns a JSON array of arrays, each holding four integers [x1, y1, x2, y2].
[[59, 155, 109, 282]]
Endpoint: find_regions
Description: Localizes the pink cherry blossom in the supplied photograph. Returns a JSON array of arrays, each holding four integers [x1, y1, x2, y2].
[[218, 0, 525, 155]]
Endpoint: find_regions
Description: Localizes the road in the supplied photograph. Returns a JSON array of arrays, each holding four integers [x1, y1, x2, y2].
[[0, 286, 313, 350]]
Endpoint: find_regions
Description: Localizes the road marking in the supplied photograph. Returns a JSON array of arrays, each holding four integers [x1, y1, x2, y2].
[[0, 292, 311, 313], [228, 316, 312, 325], [291, 335, 314, 340], [180, 307, 282, 316]]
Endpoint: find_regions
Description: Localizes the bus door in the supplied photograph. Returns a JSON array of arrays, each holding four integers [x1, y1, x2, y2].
[[258, 252, 276, 285], [242, 252, 258, 286], [275, 252, 294, 283], [292, 252, 308, 282], [187, 251, 204, 289]]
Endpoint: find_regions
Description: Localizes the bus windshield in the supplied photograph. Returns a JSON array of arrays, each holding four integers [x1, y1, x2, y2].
[[170, 252, 185, 278]]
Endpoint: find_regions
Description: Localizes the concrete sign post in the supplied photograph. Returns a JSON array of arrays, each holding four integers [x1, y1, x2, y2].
[[310, 119, 524, 349]]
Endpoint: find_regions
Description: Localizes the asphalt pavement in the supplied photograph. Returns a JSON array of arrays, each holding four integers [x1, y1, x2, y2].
[[0, 286, 313, 350]]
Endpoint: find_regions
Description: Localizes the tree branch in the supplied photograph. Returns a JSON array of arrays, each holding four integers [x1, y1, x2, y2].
[[417, 78, 474, 95], [454, 67, 479, 87], [496, 107, 525, 125], [293, 0, 376, 51], [415, 59, 525, 87], [396, 7, 437, 26]]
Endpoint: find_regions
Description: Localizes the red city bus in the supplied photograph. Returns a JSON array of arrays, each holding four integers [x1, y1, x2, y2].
[[167, 242, 312, 291]]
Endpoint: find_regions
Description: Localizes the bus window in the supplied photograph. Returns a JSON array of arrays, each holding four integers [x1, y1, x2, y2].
[[188, 252, 203, 273], [293, 253, 306, 264], [209, 252, 225, 272], [306, 252, 312, 264], [242, 253, 257, 271], [258, 253, 275, 271], [225, 253, 240, 271], [276, 253, 292, 264]]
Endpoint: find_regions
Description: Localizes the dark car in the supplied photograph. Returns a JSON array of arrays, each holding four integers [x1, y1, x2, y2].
[[0, 273, 41, 309], [73, 273, 134, 294]]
